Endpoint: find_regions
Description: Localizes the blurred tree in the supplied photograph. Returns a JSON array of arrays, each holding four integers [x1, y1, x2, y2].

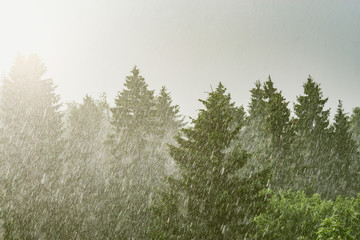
[[350, 107, 360, 151], [240, 77, 292, 191], [0, 54, 64, 239], [65, 94, 110, 165], [327, 101, 359, 197], [153, 86, 185, 175], [155, 86, 184, 139], [59, 94, 112, 239], [106, 67, 183, 239]]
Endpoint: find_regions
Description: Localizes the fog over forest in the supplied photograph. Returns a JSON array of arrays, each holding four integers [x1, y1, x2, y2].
[[1, 1, 360, 239]]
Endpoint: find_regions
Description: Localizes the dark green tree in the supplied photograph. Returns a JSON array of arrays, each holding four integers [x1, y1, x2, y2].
[[150, 83, 269, 239]]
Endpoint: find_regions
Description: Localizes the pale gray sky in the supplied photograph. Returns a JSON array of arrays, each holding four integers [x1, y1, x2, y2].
[[0, 0, 359, 118]]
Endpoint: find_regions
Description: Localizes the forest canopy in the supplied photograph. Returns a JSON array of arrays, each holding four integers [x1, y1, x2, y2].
[[0, 55, 359, 239]]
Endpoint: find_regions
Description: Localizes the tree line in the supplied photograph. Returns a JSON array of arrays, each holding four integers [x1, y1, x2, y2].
[[0, 55, 359, 239]]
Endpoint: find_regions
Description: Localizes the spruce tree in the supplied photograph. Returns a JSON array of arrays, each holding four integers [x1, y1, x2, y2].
[[241, 80, 269, 158], [106, 67, 168, 239], [155, 86, 183, 138], [241, 77, 291, 190], [150, 83, 269, 239], [263, 77, 292, 151], [292, 76, 332, 197], [328, 101, 359, 196], [262, 77, 292, 190], [153, 86, 185, 175]]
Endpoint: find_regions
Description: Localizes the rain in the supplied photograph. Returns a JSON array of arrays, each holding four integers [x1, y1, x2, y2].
[[1, 1, 360, 239]]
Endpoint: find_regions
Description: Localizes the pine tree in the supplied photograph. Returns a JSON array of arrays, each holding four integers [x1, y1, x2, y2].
[[0, 54, 64, 239], [150, 83, 269, 239]]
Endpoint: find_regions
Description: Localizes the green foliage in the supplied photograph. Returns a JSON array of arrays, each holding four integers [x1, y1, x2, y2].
[[0, 55, 359, 239], [255, 190, 360, 239], [316, 215, 354, 240]]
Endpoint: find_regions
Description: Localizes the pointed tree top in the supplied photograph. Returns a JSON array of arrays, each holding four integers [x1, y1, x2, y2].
[[131, 65, 140, 76], [216, 82, 226, 94]]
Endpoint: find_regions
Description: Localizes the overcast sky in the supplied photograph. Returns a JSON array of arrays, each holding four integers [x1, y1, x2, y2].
[[0, 0, 359, 119]]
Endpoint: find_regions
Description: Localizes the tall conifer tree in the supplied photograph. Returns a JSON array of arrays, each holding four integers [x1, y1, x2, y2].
[[292, 76, 331, 197], [328, 101, 359, 197], [150, 83, 269, 239], [106, 67, 183, 239]]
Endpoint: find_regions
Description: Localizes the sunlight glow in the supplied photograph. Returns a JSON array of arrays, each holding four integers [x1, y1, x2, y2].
[[0, 1, 47, 72]]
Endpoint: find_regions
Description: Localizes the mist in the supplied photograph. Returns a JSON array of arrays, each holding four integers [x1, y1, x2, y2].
[[1, 1, 360, 239]]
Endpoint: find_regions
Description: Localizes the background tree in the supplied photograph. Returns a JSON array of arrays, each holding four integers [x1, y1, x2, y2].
[[106, 67, 183, 239], [0, 54, 64, 239], [58, 94, 112, 239], [350, 107, 360, 151], [153, 86, 185, 175], [240, 77, 292, 191], [327, 101, 359, 197]]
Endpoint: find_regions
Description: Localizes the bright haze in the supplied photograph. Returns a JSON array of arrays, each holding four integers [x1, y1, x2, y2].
[[0, 0, 359, 118]]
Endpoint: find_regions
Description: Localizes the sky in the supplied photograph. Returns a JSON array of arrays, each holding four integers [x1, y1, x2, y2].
[[0, 0, 359, 119]]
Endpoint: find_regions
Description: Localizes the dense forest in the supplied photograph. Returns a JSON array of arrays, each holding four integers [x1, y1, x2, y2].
[[0, 55, 360, 239]]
